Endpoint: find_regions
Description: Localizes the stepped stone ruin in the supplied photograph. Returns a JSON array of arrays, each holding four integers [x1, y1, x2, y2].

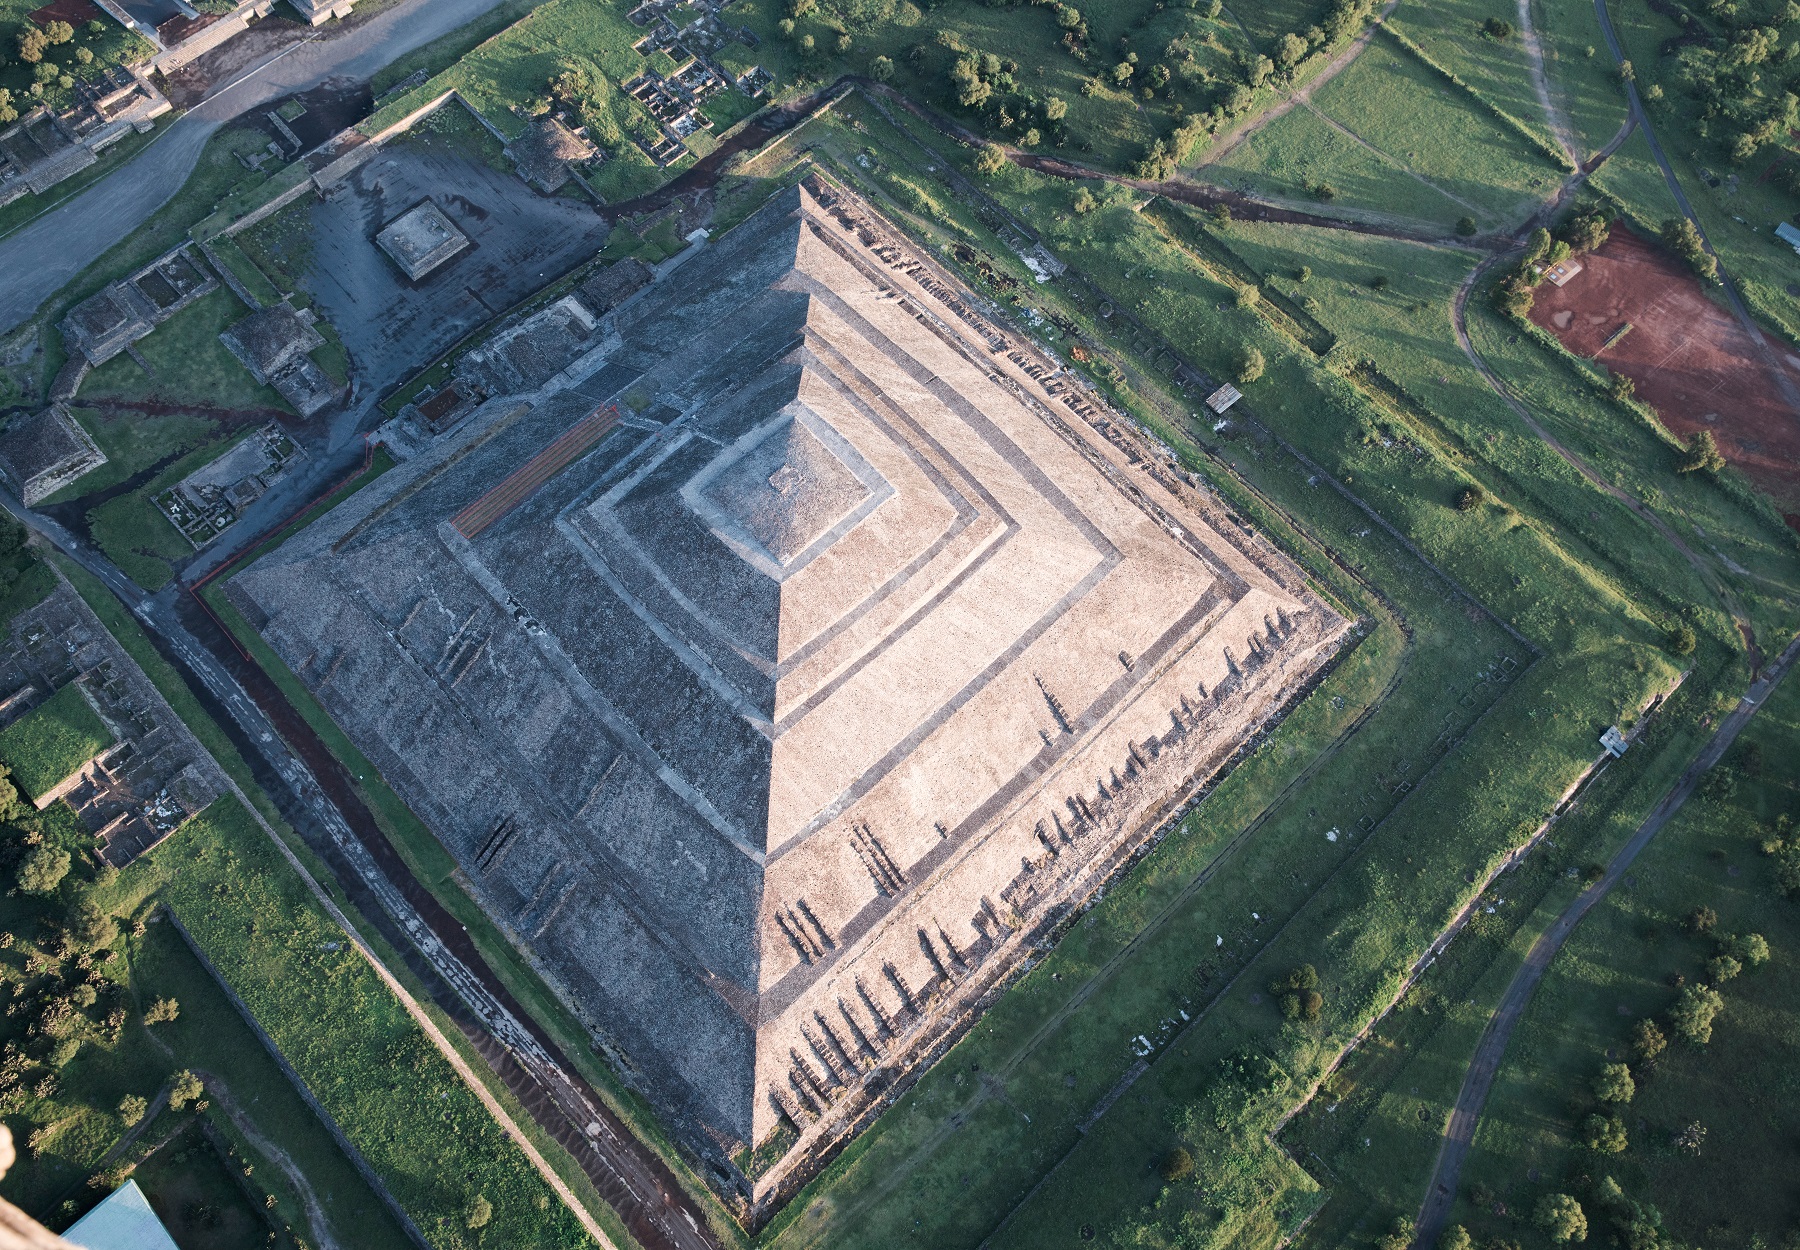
[[228, 174, 1348, 1211]]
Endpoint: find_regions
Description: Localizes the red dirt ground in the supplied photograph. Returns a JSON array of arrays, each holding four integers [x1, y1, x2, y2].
[[1528, 226, 1800, 525], [28, 0, 103, 25]]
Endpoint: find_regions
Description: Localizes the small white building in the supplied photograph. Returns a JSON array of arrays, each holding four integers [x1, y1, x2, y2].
[[1600, 725, 1628, 759], [1775, 221, 1800, 255]]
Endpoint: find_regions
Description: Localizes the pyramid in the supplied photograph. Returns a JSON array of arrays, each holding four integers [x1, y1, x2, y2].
[[230, 176, 1349, 1203]]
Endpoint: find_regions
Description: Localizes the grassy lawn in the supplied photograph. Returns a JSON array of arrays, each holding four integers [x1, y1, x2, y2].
[[1446, 659, 1800, 1249], [1388, 0, 1557, 150], [1305, 34, 1565, 226], [1529, 0, 1629, 157], [0, 680, 113, 800], [76, 289, 288, 417], [1200, 101, 1479, 229]]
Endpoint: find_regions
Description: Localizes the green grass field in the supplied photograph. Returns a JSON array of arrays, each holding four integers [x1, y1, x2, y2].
[[76, 289, 288, 417], [1447, 662, 1800, 1249], [0, 681, 113, 800]]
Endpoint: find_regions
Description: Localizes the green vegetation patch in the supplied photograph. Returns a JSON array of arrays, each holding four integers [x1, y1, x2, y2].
[[0, 682, 114, 801], [1450, 663, 1800, 1248], [153, 797, 589, 1248], [76, 288, 289, 416], [0, 6, 151, 119]]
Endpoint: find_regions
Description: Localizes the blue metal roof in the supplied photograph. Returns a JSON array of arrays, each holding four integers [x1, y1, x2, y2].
[[60, 1180, 181, 1250]]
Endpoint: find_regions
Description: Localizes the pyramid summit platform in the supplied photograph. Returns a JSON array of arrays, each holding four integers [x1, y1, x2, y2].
[[229, 174, 1349, 1208]]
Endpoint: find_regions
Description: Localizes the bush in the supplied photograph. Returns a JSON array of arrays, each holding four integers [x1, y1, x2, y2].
[[1593, 1063, 1635, 1103], [1073, 186, 1097, 214], [1456, 216, 1478, 236], [1236, 345, 1265, 384], [870, 54, 894, 81], [1705, 954, 1741, 984], [1631, 1018, 1667, 1066], [1374, 1216, 1415, 1250], [467, 1194, 494, 1229], [1665, 624, 1696, 656], [1678, 429, 1726, 474], [1607, 372, 1634, 402], [1454, 484, 1485, 512], [1536, 1193, 1588, 1243], [1439, 1226, 1473, 1250], [973, 143, 1007, 176], [1159, 1146, 1194, 1181], [15, 844, 69, 895], [117, 1095, 147, 1127], [1235, 284, 1260, 309], [1724, 932, 1769, 967], [1660, 217, 1716, 278], [168, 1070, 204, 1110], [144, 997, 179, 1025], [1582, 1112, 1628, 1153], [69, 900, 116, 950], [1668, 983, 1724, 1044], [1481, 16, 1516, 38], [1686, 906, 1718, 935]]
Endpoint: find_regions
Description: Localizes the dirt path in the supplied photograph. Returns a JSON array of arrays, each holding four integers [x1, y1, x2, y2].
[[196, 1072, 346, 1250], [1199, 0, 1401, 170], [1517, 0, 1581, 167], [1413, 631, 1800, 1246]]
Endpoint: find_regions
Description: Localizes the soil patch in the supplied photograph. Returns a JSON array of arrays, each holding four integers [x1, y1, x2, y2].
[[27, 0, 102, 26], [1527, 225, 1800, 520], [162, 17, 310, 109]]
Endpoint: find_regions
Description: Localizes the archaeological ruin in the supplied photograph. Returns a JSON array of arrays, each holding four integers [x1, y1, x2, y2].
[[226, 174, 1348, 1210]]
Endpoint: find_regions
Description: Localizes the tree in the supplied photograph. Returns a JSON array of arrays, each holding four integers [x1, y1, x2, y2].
[[1631, 1018, 1667, 1067], [1439, 1226, 1473, 1250], [1608, 372, 1635, 402], [1482, 16, 1516, 38], [1044, 94, 1067, 120], [1235, 284, 1261, 309], [467, 1194, 493, 1230], [797, 33, 815, 55], [870, 54, 894, 81], [1523, 226, 1553, 266], [1456, 216, 1478, 236], [1706, 954, 1741, 983], [1563, 209, 1611, 253], [1276, 31, 1307, 68], [1665, 624, 1696, 656], [1455, 484, 1485, 512], [1660, 217, 1716, 277], [835, 32, 852, 54], [973, 143, 1007, 176], [1686, 905, 1718, 935], [0, 89, 15, 126], [117, 1095, 147, 1127], [1593, 1063, 1635, 1103], [1678, 429, 1725, 474], [786, 0, 815, 15], [168, 1070, 204, 1110], [1668, 983, 1724, 1044], [1073, 186, 1097, 214], [1160, 1146, 1194, 1181], [44, 19, 72, 43], [1582, 1112, 1628, 1153], [1724, 932, 1769, 967], [1672, 1120, 1706, 1154], [16, 844, 69, 895], [1236, 345, 1265, 384], [1536, 1194, 1588, 1243], [144, 997, 179, 1025], [1374, 1216, 1415, 1250], [69, 900, 116, 951], [17, 27, 48, 63]]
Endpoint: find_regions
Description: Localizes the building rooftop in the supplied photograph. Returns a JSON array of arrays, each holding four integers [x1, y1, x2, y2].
[[231, 176, 1346, 1199], [61, 1180, 179, 1250], [375, 198, 471, 280], [509, 114, 598, 192]]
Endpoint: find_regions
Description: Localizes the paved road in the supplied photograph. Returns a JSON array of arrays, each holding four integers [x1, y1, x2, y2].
[[1590, 0, 1800, 416], [0, 0, 523, 335], [1413, 629, 1800, 1247]]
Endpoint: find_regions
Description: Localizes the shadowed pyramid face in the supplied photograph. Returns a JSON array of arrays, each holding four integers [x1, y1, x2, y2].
[[231, 177, 1346, 1167], [687, 406, 892, 579]]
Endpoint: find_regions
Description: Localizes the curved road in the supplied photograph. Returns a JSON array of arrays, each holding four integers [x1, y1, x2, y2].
[[0, 0, 525, 335], [1414, 630, 1800, 1246]]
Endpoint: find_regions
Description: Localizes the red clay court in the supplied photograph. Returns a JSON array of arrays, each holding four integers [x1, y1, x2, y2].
[[1529, 226, 1800, 522]]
